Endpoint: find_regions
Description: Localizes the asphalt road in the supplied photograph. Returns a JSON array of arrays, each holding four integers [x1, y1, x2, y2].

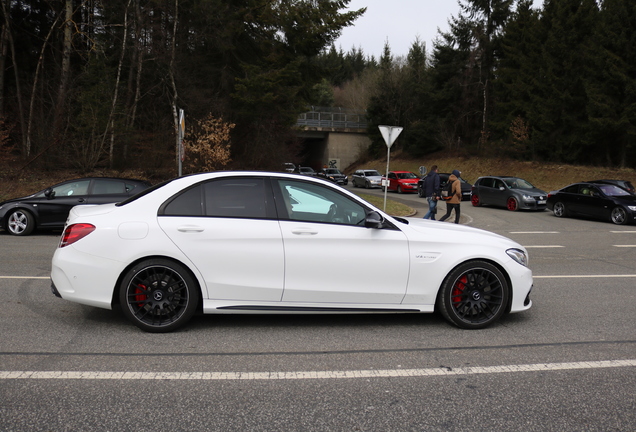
[[1, 190, 635, 431]]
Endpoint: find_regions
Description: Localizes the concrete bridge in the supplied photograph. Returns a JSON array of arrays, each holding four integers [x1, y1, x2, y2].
[[295, 107, 371, 170]]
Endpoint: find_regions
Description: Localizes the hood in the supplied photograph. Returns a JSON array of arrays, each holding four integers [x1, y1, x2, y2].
[[403, 217, 509, 240], [0, 192, 38, 206], [518, 187, 547, 196], [614, 194, 636, 204]]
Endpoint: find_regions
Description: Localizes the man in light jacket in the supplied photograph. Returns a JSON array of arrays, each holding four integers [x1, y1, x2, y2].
[[439, 169, 462, 224]]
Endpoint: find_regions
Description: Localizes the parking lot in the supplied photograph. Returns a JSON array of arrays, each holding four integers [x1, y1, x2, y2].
[[1, 193, 635, 431]]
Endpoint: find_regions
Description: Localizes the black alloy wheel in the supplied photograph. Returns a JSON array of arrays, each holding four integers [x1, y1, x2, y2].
[[119, 259, 200, 332], [437, 261, 510, 329], [553, 202, 567, 218], [611, 207, 628, 225]]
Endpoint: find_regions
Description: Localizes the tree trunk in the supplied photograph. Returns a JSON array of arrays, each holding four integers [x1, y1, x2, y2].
[[53, 0, 73, 138]]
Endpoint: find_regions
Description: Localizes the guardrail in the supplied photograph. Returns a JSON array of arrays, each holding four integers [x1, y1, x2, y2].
[[297, 108, 367, 129]]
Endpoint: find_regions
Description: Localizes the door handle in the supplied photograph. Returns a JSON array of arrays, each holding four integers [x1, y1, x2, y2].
[[291, 228, 318, 235], [177, 225, 205, 233]]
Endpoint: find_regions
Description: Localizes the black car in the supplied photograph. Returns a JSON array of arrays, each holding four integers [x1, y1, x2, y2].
[[586, 179, 635, 195], [471, 176, 547, 211], [547, 182, 636, 225], [418, 173, 472, 201], [0, 177, 151, 236], [317, 168, 348, 185]]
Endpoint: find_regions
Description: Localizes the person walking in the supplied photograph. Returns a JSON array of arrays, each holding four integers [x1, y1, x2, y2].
[[422, 165, 440, 220], [439, 169, 462, 224]]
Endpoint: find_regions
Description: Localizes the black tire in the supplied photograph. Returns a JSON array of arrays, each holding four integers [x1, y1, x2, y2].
[[437, 261, 510, 329], [397, 185, 403, 194], [7, 209, 35, 236], [418, 186, 425, 198], [611, 207, 628, 225], [365, 181, 370, 189], [119, 259, 200, 333], [553, 202, 567, 218]]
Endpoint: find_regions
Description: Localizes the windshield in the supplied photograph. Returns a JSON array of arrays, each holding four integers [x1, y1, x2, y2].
[[364, 170, 381, 177], [325, 169, 342, 175], [397, 172, 418, 179], [599, 184, 630, 197], [504, 178, 534, 189]]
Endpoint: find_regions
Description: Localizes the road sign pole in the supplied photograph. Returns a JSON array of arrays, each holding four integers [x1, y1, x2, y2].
[[378, 125, 403, 211]]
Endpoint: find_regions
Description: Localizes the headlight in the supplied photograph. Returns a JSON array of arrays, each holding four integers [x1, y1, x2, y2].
[[522, 195, 533, 200], [507, 248, 528, 267], [628, 206, 636, 212]]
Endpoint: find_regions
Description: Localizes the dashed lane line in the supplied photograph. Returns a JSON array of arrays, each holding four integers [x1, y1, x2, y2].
[[1, 360, 634, 381]]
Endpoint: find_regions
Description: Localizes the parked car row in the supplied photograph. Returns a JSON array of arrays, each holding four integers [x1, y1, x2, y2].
[[352, 167, 636, 226]]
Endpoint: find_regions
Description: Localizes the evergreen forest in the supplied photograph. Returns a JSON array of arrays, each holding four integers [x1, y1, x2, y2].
[[1, 0, 635, 175]]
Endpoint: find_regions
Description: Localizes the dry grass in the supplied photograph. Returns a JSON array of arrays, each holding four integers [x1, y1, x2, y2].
[[349, 152, 636, 193], [2, 151, 636, 202]]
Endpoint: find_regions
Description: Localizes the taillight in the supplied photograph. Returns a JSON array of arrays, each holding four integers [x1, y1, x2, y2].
[[59, 223, 95, 247]]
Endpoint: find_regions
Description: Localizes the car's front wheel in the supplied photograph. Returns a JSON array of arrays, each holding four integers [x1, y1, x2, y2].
[[553, 202, 567, 218], [7, 209, 35, 236], [119, 259, 200, 333], [437, 261, 510, 329], [611, 207, 628, 225], [365, 181, 370, 189]]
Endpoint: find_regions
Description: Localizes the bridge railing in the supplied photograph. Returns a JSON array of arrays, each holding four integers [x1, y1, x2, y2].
[[297, 107, 367, 129]]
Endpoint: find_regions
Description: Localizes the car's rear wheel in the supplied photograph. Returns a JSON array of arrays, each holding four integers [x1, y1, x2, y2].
[[119, 259, 200, 333], [611, 207, 628, 225], [471, 194, 480, 207], [507, 197, 519, 211], [437, 261, 510, 329], [7, 209, 35, 236], [553, 202, 567, 218]]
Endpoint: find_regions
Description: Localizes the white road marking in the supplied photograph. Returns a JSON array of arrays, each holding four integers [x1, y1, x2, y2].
[[523, 245, 564, 248], [1, 360, 634, 381], [613, 245, 636, 248], [510, 231, 560, 234], [534, 274, 636, 278], [0, 276, 49, 279], [611, 231, 636, 233]]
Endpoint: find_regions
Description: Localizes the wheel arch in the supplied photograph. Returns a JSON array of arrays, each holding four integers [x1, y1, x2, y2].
[[111, 255, 204, 312], [434, 258, 514, 315]]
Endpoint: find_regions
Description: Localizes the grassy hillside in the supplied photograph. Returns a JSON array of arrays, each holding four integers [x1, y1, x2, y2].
[[348, 153, 636, 193], [1, 152, 636, 202]]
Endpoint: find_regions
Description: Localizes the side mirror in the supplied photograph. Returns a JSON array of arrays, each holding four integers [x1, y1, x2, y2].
[[365, 211, 385, 229], [44, 188, 55, 200]]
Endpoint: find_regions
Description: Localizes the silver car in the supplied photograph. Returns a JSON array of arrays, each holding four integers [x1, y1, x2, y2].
[[352, 169, 383, 189]]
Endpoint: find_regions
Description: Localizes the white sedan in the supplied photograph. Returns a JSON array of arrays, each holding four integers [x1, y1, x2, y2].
[[51, 172, 533, 332]]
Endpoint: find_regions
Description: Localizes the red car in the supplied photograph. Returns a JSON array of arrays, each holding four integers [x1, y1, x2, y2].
[[383, 171, 420, 193]]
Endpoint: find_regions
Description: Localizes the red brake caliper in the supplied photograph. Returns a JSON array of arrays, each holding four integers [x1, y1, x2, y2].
[[134, 284, 147, 306], [451, 276, 468, 307]]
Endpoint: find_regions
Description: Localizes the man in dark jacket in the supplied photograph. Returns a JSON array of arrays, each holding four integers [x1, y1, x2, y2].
[[422, 165, 440, 220], [439, 169, 462, 224]]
